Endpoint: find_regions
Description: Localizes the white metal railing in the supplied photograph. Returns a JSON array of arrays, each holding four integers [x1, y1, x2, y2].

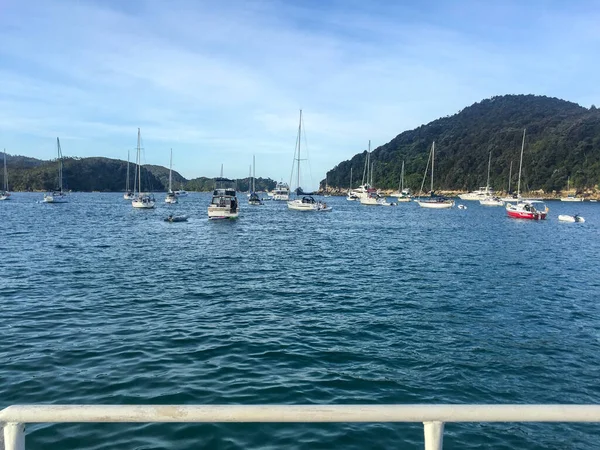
[[2, 404, 600, 450]]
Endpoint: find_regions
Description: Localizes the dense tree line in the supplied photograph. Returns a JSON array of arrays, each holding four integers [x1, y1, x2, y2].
[[324, 95, 600, 194], [4, 155, 277, 192]]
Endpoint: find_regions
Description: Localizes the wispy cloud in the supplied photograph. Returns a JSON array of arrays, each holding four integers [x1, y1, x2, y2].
[[1, 0, 599, 184]]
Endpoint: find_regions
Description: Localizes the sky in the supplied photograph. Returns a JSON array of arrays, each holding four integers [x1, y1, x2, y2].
[[1, 0, 599, 189]]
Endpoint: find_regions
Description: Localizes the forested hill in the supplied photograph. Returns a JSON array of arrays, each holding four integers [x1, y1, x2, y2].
[[325, 95, 600, 193], [4, 155, 277, 192]]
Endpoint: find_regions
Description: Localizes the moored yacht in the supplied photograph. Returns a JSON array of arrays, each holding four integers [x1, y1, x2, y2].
[[270, 181, 290, 201], [208, 178, 239, 219], [0, 149, 10, 201], [131, 128, 156, 209], [43, 138, 68, 203], [415, 141, 454, 209], [165, 149, 178, 204]]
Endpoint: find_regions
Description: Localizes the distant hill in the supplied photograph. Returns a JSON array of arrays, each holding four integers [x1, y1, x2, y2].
[[4, 154, 278, 192], [324, 95, 600, 194]]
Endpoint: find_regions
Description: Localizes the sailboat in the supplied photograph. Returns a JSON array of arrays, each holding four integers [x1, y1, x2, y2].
[[124, 150, 134, 200], [505, 129, 548, 220], [349, 142, 375, 200], [43, 138, 68, 203], [131, 128, 156, 209], [479, 152, 504, 206], [165, 149, 178, 204], [346, 167, 358, 201], [0, 149, 10, 201], [560, 176, 584, 202], [248, 155, 263, 205], [415, 141, 454, 209], [391, 160, 411, 202], [287, 110, 330, 211]]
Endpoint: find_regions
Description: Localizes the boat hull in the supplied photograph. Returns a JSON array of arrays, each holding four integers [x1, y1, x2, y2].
[[43, 193, 68, 203], [123, 193, 134, 200], [0, 192, 10, 201], [287, 200, 320, 211], [208, 206, 239, 219], [479, 199, 504, 206], [558, 214, 585, 223], [560, 197, 584, 202], [359, 197, 380, 206], [416, 200, 454, 209], [506, 208, 547, 220]]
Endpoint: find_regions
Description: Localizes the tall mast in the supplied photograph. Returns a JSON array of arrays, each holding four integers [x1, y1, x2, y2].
[[253, 155, 256, 192], [126, 150, 130, 192], [350, 167, 352, 189], [168, 148, 173, 192], [137, 128, 142, 194], [508, 160, 512, 194], [368, 140, 371, 185], [297, 109, 302, 192], [517, 129, 525, 197], [486, 151, 492, 190], [401, 160, 405, 191], [3, 149, 7, 191], [371, 162, 374, 186], [220, 164, 223, 177], [57, 138, 63, 193], [431, 141, 435, 193]]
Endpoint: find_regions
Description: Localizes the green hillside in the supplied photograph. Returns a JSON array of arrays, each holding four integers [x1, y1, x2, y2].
[[325, 95, 600, 194]]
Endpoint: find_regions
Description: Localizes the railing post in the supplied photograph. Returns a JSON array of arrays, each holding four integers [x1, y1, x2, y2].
[[423, 421, 444, 450], [3, 422, 25, 450]]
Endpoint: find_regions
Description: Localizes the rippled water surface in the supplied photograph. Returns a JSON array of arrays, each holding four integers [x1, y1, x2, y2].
[[1, 193, 600, 449]]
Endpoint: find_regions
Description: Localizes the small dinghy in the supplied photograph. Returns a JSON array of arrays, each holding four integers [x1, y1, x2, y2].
[[558, 214, 585, 223], [458, 204, 467, 210], [164, 215, 188, 223]]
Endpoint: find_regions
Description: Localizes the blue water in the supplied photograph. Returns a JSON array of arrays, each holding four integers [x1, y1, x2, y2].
[[1, 193, 600, 449]]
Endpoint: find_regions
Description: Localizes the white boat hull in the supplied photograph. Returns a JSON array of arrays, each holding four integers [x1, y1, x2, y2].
[[558, 214, 585, 223], [560, 197, 584, 202], [0, 192, 10, 201], [360, 197, 380, 206], [287, 200, 320, 211], [165, 196, 178, 204], [416, 200, 454, 209], [123, 193, 134, 200], [43, 193, 68, 203], [479, 198, 504, 206], [272, 194, 289, 201], [208, 206, 239, 219], [132, 201, 155, 209]]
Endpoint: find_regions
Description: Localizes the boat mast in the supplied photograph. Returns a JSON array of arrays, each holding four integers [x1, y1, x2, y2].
[[431, 141, 435, 193], [486, 151, 492, 191], [126, 150, 130, 192], [508, 160, 512, 194], [169, 148, 173, 193], [253, 155, 256, 192], [57, 138, 63, 193], [350, 167, 352, 190], [297, 110, 302, 193], [137, 128, 142, 194], [401, 160, 405, 191], [517, 129, 525, 197], [3, 149, 7, 191]]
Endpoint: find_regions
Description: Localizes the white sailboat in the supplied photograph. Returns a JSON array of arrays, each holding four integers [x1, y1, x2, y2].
[[349, 142, 375, 200], [123, 150, 134, 200], [346, 167, 358, 201], [391, 160, 411, 202], [248, 155, 263, 206], [287, 110, 330, 212], [43, 138, 68, 203], [415, 141, 454, 209], [132, 128, 156, 209], [0, 149, 10, 201], [479, 152, 504, 206], [165, 149, 178, 204], [560, 177, 584, 202]]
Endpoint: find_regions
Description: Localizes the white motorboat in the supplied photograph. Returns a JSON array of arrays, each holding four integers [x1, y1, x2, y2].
[[480, 197, 504, 206], [286, 110, 331, 212], [360, 191, 381, 206], [560, 177, 583, 202], [270, 181, 290, 201], [558, 214, 585, 223], [165, 149, 178, 204], [131, 128, 156, 209], [415, 141, 454, 209], [43, 138, 69, 203], [174, 189, 188, 197], [458, 186, 494, 201], [0, 149, 10, 201], [208, 179, 239, 219]]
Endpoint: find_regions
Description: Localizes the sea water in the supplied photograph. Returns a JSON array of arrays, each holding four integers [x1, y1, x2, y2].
[[1, 193, 599, 449]]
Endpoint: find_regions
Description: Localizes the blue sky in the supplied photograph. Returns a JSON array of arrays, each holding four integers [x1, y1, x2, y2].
[[1, 0, 599, 189]]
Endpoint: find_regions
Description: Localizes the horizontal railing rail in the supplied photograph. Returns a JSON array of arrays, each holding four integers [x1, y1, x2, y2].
[[2, 404, 600, 450]]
